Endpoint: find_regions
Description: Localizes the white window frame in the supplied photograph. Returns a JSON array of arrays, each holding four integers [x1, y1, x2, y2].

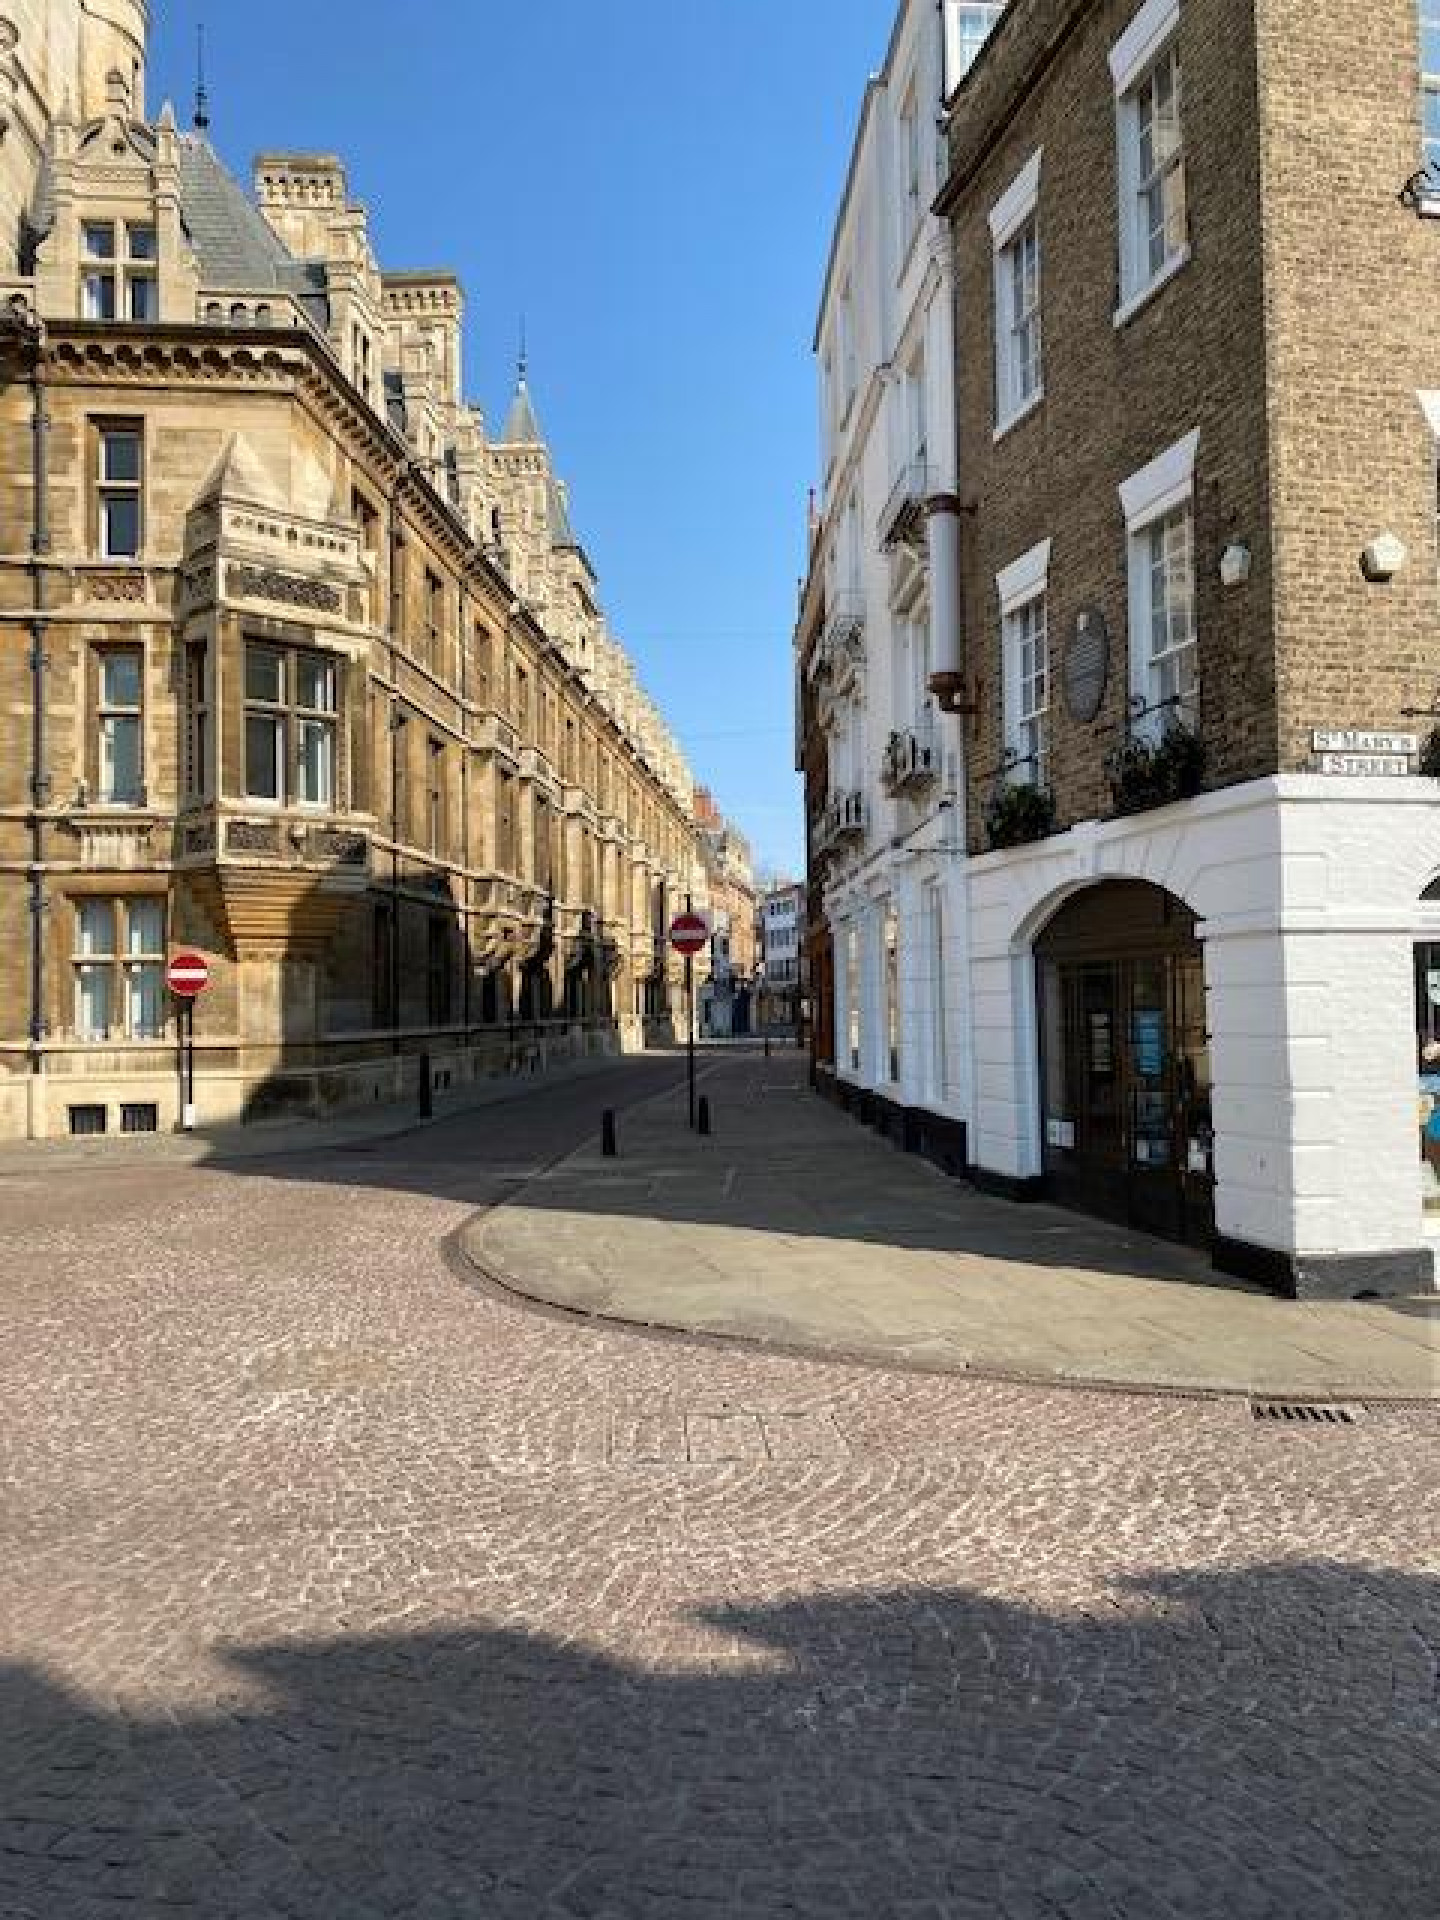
[[989, 150, 1044, 438], [73, 896, 167, 1042], [1111, 0, 1189, 326], [998, 538, 1052, 788], [81, 219, 158, 323], [1422, 5, 1440, 183], [1119, 430, 1200, 741], [838, 280, 857, 423], [944, 3, 1005, 93], [97, 423, 143, 559], [898, 79, 924, 257]]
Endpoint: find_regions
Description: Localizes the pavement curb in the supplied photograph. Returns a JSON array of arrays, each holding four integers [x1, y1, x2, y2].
[[456, 1061, 1440, 1409]]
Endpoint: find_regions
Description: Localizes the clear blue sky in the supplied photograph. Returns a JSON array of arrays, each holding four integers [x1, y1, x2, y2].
[[148, 1, 887, 878]]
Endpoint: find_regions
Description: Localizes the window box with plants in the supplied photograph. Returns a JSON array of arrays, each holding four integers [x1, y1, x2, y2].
[[1106, 714, 1207, 817], [985, 775, 1057, 850]]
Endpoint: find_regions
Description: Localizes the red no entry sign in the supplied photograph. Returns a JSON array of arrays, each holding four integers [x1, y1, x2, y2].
[[165, 951, 211, 998], [669, 912, 710, 957]]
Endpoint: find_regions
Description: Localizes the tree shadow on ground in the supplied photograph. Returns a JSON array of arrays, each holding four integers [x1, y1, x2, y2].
[[3, 1560, 1437, 1918]]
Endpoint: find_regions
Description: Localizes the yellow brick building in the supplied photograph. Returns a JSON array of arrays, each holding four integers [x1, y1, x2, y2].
[[0, 1, 702, 1137]]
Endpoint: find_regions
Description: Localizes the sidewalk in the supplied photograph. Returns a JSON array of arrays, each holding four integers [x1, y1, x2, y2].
[[0, 1050, 640, 1174], [466, 1051, 1440, 1399]]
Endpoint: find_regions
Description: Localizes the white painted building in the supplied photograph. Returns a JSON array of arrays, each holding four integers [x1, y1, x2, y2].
[[809, 1, 1004, 1172], [803, 0, 1440, 1300]]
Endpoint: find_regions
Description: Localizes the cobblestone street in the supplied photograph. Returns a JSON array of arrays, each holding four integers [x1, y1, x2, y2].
[[2, 1057, 1438, 1919]]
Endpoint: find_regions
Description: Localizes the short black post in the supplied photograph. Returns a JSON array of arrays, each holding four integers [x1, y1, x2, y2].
[[418, 1050, 433, 1119], [602, 1108, 618, 1157], [697, 1095, 711, 1137], [764, 1031, 771, 1059]]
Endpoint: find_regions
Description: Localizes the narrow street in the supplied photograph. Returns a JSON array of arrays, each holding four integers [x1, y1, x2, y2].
[[1, 1058, 1437, 1919]]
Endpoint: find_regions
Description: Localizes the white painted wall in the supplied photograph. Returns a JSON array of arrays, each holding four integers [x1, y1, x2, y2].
[[965, 777, 1439, 1261], [813, 0, 986, 1127]]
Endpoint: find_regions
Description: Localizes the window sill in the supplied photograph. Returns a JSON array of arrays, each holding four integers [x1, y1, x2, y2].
[[1114, 245, 1191, 331], [993, 389, 1044, 444]]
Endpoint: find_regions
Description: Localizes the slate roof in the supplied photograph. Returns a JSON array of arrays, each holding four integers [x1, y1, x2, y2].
[[501, 372, 542, 445], [546, 477, 577, 549], [26, 120, 329, 329], [177, 135, 330, 327]]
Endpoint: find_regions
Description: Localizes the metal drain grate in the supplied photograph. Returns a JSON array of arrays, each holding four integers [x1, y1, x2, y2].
[[1251, 1399, 1364, 1426]]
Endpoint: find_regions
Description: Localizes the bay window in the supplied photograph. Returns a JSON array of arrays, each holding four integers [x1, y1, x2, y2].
[[244, 643, 338, 807]]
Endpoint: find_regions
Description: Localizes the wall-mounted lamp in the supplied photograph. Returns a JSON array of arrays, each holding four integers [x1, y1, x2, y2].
[[1218, 541, 1252, 588], [1360, 532, 1407, 583]]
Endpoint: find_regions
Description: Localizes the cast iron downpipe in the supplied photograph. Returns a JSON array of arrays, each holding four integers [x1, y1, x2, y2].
[[12, 304, 50, 1128], [387, 478, 404, 1050]]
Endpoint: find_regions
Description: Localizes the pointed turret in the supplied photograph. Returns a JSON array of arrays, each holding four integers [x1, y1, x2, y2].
[[500, 352, 543, 445]]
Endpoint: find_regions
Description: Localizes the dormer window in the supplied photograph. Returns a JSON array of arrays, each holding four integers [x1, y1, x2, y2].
[[81, 221, 158, 322]]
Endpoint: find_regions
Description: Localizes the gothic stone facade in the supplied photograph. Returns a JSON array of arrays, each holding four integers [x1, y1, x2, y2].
[[0, 1, 699, 1139]]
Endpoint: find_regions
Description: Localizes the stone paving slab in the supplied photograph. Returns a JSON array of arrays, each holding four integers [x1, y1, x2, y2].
[[468, 1052, 1440, 1400], [4, 1054, 1440, 1917]]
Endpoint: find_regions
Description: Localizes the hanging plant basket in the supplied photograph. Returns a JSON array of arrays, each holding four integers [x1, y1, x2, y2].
[[985, 780, 1057, 850], [1107, 721, 1207, 817]]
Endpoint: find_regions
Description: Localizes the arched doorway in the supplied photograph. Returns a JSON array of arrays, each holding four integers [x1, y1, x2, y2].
[[1035, 880, 1213, 1247], [1415, 877, 1440, 1222]]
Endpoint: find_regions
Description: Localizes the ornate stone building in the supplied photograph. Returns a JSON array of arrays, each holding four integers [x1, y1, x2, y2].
[[0, 0, 700, 1137]]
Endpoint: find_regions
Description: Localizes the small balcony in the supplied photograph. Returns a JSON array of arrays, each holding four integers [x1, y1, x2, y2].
[[816, 594, 866, 679], [815, 790, 867, 853], [878, 462, 933, 552], [881, 715, 940, 796]]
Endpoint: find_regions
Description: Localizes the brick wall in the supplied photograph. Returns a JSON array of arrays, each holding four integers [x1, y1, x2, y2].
[[945, 0, 1438, 852]]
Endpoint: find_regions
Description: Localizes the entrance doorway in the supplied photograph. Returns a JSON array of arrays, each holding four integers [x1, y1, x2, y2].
[[1036, 882, 1214, 1247]]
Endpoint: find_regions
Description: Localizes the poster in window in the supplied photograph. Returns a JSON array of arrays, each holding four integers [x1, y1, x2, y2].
[[1131, 1008, 1165, 1080]]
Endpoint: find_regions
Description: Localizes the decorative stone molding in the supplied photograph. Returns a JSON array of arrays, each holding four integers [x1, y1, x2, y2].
[[227, 564, 343, 614], [226, 819, 282, 855], [85, 571, 147, 603], [307, 828, 368, 867], [181, 821, 217, 857]]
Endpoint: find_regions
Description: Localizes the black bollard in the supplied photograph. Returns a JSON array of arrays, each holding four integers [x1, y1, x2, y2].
[[697, 1095, 711, 1137], [418, 1051, 433, 1119], [602, 1109, 618, 1157]]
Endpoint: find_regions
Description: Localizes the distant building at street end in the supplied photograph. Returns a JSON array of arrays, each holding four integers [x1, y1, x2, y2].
[[694, 788, 758, 1039], [798, 0, 1440, 1299], [757, 881, 805, 1035]]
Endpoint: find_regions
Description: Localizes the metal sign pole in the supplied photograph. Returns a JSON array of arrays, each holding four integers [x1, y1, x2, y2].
[[183, 998, 196, 1132], [695, 952, 706, 1128]]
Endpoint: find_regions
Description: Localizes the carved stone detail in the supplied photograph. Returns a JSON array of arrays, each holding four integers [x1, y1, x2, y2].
[[308, 829, 368, 866], [227, 564, 343, 614], [87, 572, 147, 603], [181, 822, 217, 856], [226, 819, 281, 854]]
